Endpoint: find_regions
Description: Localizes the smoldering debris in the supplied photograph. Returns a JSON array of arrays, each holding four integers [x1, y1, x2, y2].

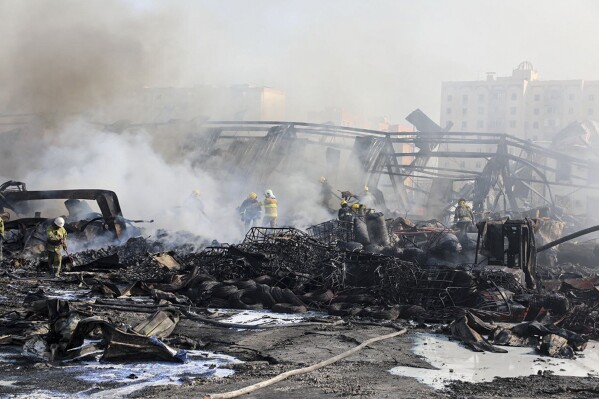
[[3, 183, 599, 397], [2, 216, 599, 370]]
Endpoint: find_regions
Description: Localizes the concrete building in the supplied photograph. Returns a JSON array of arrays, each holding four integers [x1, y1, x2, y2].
[[440, 61, 599, 142], [439, 62, 599, 218]]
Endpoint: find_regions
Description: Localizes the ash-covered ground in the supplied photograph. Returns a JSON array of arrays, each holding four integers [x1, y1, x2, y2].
[[2, 224, 599, 399]]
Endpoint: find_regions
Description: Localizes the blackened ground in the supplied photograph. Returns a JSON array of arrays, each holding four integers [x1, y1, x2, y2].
[[3, 269, 599, 398], [447, 375, 599, 398]]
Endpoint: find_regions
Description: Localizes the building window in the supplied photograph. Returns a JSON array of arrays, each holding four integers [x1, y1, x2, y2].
[[569, 94, 575, 101], [509, 120, 517, 128], [534, 94, 540, 101], [475, 161, 481, 168], [460, 161, 466, 168], [510, 107, 517, 115], [477, 120, 484, 128], [477, 107, 484, 115], [462, 108, 467, 115], [478, 94, 485, 102], [446, 108, 452, 114], [462, 94, 469, 103], [533, 122, 539, 129], [548, 119, 556, 127], [569, 107, 574, 114], [461, 121, 468, 129], [547, 106, 554, 114], [447, 94, 453, 101], [534, 108, 540, 115], [550, 91, 560, 100], [511, 93, 517, 100]]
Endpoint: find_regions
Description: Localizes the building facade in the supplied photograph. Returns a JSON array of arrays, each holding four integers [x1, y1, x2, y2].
[[439, 62, 599, 218], [440, 61, 599, 142]]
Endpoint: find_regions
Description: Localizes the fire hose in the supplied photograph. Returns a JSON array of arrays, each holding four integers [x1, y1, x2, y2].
[[203, 328, 407, 399]]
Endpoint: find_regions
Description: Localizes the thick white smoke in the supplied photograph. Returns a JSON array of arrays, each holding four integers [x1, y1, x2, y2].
[[12, 120, 341, 245]]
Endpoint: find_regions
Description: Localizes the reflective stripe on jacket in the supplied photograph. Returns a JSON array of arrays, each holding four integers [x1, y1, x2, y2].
[[263, 198, 278, 217]]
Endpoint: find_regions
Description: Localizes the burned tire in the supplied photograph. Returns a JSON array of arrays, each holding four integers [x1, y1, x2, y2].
[[197, 280, 221, 293], [328, 302, 362, 316], [254, 275, 273, 285], [331, 294, 376, 305], [359, 306, 399, 320], [212, 284, 239, 299], [234, 279, 257, 290], [186, 273, 216, 287], [256, 284, 276, 308], [270, 286, 286, 303], [281, 288, 306, 307], [228, 289, 263, 310], [301, 288, 334, 304], [272, 303, 307, 313]]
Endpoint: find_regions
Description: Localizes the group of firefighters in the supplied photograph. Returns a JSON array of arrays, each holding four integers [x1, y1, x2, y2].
[[237, 189, 278, 229], [40, 178, 474, 278]]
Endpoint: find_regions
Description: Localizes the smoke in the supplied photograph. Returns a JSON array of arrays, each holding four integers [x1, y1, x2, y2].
[[0, 0, 179, 121], [0, 119, 339, 246]]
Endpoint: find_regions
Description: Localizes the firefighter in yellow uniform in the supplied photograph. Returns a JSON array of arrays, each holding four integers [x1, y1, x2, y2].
[[261, 189, 278, 227], [454, 198, 474, 233], [47, 217, 67, 277]]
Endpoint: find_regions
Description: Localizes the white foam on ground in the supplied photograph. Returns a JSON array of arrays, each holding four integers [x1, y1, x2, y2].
[[214, 309, 327, 326], [44, 288, 90, 300], [390, 333, 599, 389], [2, 350, 240, 399]]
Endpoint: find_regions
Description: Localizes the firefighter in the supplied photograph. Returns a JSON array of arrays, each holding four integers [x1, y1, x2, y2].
[[454, 198, 474, 232], [338, 200, 353, 222], [261, 189, 278, 227], [47, 217, 67, 277], [184, 188, 208, 220], [360, 185, 376, 209], [238, 192, 262, 230]]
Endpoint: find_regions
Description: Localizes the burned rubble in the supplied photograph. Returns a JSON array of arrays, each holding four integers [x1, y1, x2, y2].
[[3, 208, 599, 373], [2, 121, 599, 397]]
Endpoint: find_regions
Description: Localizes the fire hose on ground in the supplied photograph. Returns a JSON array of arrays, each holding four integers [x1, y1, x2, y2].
[[203, 328, 407, 399]]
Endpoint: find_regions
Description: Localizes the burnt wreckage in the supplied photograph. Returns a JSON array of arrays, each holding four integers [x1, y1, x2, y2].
[[0, 180, 138, 257], [3, 112, 599, 372]]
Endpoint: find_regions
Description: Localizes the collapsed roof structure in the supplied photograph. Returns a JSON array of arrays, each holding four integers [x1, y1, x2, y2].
[[179, 110, 599, 224]]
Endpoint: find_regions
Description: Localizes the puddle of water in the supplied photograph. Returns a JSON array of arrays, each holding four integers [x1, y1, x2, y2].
[[390, 333, 599, 389], [214, 308, 327, 326]]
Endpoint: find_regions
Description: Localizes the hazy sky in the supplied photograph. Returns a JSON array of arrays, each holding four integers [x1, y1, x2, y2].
[[2, 0, 599, 123]]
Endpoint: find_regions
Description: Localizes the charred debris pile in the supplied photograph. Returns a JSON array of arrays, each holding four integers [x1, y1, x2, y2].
[[3, 213, 599, 364]]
